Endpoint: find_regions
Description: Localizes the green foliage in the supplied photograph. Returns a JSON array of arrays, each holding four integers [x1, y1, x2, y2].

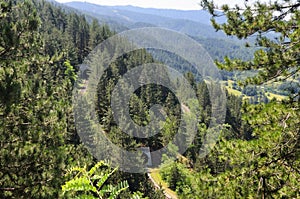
[[4, 0, 299, 198], [173, 0, 300, 197], [64, 60, 78, 84], [62, 161, 129, 199], [201, 0, 300, 86], [156, 0, 300, 198], [183, 101, 300, 198], [96, 49, 181, 153], [193, 36, 255, 62], [0, 1, 69, 198], [160, 162, 191, 194], [0, 0, 112, 198]]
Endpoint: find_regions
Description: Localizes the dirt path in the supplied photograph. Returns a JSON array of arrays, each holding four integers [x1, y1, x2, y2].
[[148, 169, 178, 199], [181, 104, 191, 114], [146, 104, 190, 199]]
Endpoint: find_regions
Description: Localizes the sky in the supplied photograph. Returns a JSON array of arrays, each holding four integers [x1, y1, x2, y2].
[[55, 0, 260, 10]]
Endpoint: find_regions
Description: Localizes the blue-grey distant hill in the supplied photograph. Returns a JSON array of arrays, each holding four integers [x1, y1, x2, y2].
[[64, 1, 227, 38], [52, 1, 255, 61], [106, 5, 224, 25]]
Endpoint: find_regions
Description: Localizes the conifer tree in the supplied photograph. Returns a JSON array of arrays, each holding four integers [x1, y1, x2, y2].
[[190, 0, 300, 197]]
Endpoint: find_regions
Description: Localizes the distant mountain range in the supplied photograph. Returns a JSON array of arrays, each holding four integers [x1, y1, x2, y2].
[[63, 1, 228, 39], [50, 1, 255, 61]]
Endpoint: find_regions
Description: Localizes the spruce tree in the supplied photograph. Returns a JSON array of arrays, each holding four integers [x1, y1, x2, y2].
[[189, 0, 300, 197]]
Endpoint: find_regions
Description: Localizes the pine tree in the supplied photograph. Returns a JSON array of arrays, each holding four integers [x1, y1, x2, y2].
[[0, 0, 108, 197], [191, 0, 300, 197], [0, 1, 71, 197], [201, 0, 300, 86]]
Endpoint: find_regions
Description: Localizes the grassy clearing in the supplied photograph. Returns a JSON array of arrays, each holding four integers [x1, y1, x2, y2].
[[266, 92, 287, 101], [225, 86, 243, 96], [222, 80, 288, 101], [221, 80, 243, 96]]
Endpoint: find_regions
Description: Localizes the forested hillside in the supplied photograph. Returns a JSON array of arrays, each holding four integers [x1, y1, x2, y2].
[[0, 1, 163, 198], [1, 0, 299, 198], [65, 1, 226, 38], [64, 1, 300, 105], [0, 0, 106, 197], [156, 0, 300, 198], [65, 1, 257, 61]]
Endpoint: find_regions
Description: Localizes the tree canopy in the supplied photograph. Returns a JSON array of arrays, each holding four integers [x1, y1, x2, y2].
[[179, 0, 300, 197], [201, 0, 300, 87]]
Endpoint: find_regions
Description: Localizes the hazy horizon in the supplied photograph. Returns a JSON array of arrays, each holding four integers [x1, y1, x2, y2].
[[55, 0, 263, 10]]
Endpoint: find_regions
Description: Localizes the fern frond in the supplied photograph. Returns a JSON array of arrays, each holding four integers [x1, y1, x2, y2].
[[108, 181, 129, 199], [62, 177, 96, 193], [96, 167, 118, 189], [75, 194, 98, 199], [89, 161, 106, 175]]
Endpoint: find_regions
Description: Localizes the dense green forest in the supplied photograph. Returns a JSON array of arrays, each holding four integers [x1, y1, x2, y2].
[[0, 0, 299, 198], [0, 0, 164, 198]]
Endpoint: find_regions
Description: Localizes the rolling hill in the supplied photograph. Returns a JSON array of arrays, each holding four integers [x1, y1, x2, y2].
[[64, 1, 227, 39]]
